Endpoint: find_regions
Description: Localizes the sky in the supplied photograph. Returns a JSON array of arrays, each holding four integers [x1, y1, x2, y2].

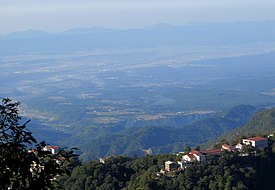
[[1, 0, 275, 34]]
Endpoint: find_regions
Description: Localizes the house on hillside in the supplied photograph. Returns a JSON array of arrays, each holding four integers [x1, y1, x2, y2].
[[190, 150, 206, 162], [182, 153, 197, 162], [242, 136, 268, 148], [181, 150, 206, 163], [43, 145, 60, 154], [235, 143, 243, 150], [177, 150, 206, 170], [201, 149, 223, 156], [99, 156, 112, 164], [165, 161, 179, 172], [222, 144, 236, 152]]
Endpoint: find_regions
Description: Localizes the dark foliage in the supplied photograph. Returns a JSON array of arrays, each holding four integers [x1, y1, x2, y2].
[[0, 98, 78, 190]]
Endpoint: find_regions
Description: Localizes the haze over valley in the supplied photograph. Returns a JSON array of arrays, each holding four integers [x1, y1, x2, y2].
[[2, 1, 275, 189], [1, 21, 275, 160]]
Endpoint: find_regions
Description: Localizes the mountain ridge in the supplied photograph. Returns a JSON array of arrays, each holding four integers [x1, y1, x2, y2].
[[1, 20, 275, 55], [2, 20, 275, 38]]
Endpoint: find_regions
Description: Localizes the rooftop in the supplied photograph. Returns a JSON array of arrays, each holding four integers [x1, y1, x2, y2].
[[190, 150, 200, 155], [246, 136, 267, 141], [202, 149, 223, 155], [186, 154, 196, 159], [222, 144, 231, 148], [45, 145, 60, 150], [165, 161, 175, 165]]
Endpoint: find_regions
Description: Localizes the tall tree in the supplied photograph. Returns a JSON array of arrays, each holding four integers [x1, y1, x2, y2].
[[0, 98, 77, 190]]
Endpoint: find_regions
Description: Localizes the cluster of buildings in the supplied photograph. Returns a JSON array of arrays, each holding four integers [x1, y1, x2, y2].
[[164, 136, 269, 172], [28, 145, 61, 155], [27, 145, 61, 174]]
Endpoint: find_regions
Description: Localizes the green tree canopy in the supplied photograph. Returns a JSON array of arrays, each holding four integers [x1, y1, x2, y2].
[[0, 98, 78, 190]]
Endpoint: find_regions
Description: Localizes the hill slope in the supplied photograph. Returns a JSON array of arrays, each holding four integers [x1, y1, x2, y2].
[[206, 108, 275, 147], [73, 105, 257, 160], [237, 108, 275, 135], [58, 144, 275, 190]]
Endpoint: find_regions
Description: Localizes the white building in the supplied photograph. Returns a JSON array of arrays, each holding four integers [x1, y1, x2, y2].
[[177, 160, 193, 169], [182, 153, 197, 162], [235, 143, 243, 150], [182, 150, 206, 162], [43, 145, 60, 154], [165, 161, 179, 172], [222, 144, 236, 152], [189, 150, 205, 162], [242, 136, 268, 148]]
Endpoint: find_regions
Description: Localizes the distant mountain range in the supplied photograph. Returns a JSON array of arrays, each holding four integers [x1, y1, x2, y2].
[[1, 21, 275, 55]]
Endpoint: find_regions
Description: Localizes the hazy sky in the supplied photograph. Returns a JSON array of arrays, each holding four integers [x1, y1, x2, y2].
[[1, 0, 275, 34]]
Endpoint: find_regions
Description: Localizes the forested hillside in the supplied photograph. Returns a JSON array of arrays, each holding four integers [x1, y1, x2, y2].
[[1, 99, 274, 189], [236, 108, 275, 135], [75, 105, 257, 160], [58, 137, 275, 190], [207, 108, 275, 147], [56, 107, 275, 189]]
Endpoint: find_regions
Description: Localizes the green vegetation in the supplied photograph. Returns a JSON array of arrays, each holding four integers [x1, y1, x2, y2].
[[1, 49, 275, 162], [1, 98, 274, 189], [237, 108, 275, 136], [75, 105, 257, 160], [58, 139, 275, 190], [0, 98, 77, 189], [207, 108, 275, 147], [58, 107, 275, 189]]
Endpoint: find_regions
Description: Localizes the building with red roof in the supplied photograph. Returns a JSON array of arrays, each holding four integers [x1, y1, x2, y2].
[[222, 144, 236, 152], [190, 150, 200, 155], [43, 145, 60, 154], [242, 136, 268, 148], [201, 149, 223, 155], [182, 153, 197, 162], [181, 150, 206, 163]]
